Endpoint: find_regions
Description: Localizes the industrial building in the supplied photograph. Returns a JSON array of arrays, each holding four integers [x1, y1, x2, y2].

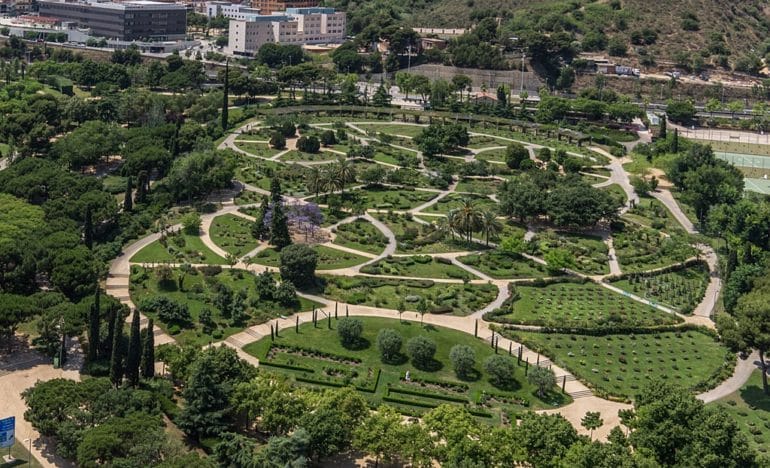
[[38, 0, 187, 41]]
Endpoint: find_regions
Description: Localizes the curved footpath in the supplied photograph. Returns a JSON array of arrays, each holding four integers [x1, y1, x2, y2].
[[101, 118, 758, 442]]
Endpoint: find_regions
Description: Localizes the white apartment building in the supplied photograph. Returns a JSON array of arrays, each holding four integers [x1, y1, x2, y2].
[[228, 7, 346, 54], [205, 1, 261, 19]]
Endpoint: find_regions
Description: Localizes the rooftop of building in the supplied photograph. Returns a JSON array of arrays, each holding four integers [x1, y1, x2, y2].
[[39, 0, 187, 11]]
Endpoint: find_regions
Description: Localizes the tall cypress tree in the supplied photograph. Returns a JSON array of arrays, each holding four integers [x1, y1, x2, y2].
[[125, 309, 141, 387], [124, 176, 133, 212], [269, 177, 282, 204], [671, 128, 679, 153], [84, 207, 93, 249], [102, 304, 116, 359], [109, 310, 124, 387], [659, 115, 667, 139], [88, 285, 100, 362], [251, 195, 269, 240], [140, 318, 155, 379], [269, 201, 292, 250], [136, 170, 148, 203], [221, 59, 229, 131]]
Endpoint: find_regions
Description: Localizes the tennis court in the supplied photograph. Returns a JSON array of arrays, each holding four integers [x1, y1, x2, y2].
[[743, 178, 770, 195], [715, 151, 770, 169]]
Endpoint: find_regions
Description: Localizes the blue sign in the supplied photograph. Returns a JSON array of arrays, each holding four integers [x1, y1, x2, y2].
[[0, 417, 15, 448]]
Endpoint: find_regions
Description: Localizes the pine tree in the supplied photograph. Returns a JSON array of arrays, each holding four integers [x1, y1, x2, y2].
[[140, 318, 155, 379], [222, 59, 229, 131], [372, 80, 391, 107], [270, 177, 282, 204], [84, 207, 93, 249], [109, 310, 124, 387], [269, 201, 292, 250], [125, 309, 141, 386], [88, 285, 100, 362], [124, 176, 133, 212]]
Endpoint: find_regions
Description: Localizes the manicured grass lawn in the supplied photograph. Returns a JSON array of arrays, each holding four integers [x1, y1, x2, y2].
[[251, 245, 370, 270], [613, 224, 697, 272], [357, 123, 426, 138], [475, 148, 508, 163], [623, 196, 683, 233], [467, 135, 507, 149], [209, 214, 259, 257], [373, 213, 488, 254], [370, 143, 420, 167], [422, 193, 497, 214], [609, 262, 710, 313], [533, 230, 609, 275], [130, 266, 322, 347], [316, 275, 498, 316], [243, 317, 569, 420], [234, 141, 281, 158], [713, 369, 770, 454], [234, 190, 264, 206], [601, 183, 628, 206], [279, 150, 339, 162], [2, 440, 43, 468], [311, 186, 437, 210], [235, 157, 311, 197], [130, 232, 227, 265], [458, 252, 549, 279], [709, 140, 770, 156], [332, 218, 389, 254], [360, 255, 476, 280], [491, 280, 682, 328], [455, 178, 503, 195], [507, 329, 734, 401]]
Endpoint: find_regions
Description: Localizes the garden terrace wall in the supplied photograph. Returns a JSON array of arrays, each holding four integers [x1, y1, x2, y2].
[[603, 258, 708, 283]]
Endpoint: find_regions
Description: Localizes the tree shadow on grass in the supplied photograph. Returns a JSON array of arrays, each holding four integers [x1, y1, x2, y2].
[[413, 358, 443, 372], [740, 383, 770, 412], [488, 377, 522, 392], [342, 337, 371, 351], [457, 368, 481, 382], [382, 352, 408, 366]]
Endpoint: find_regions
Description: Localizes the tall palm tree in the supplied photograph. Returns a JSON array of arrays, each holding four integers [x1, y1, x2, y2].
[[480, 209, 503, 246], [436, 214, 456, 240], [306, 166, 324, 200], [333, 158, 356, 195], [322, 167, 340, 195], [451, 199, 482, 244]]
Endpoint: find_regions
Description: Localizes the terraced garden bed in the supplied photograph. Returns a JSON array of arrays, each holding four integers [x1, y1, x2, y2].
[[360, 255, 476, 280], [608, 261, 710, 313], [209, 214, 259, 257], [332, 218, 389, 255]]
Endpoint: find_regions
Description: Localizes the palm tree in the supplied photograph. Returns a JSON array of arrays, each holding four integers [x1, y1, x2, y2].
[[436, 215, 456, 240], [322, 167, 339, 195], [333, 158, 356, 195], [480, 209, 503, 246], [451, 198, 482, 244], [306, 166, 324, 200]]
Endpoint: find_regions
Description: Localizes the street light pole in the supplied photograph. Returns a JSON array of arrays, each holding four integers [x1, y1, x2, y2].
[[520, 52, 525, 95], [23, 438, 31, 466]]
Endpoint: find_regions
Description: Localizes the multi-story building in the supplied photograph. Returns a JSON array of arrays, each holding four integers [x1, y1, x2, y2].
[[228, 6, 345, 54], [37, 0, 187, 41], [204, 1, 260, 19], [249, 0, 316, 15]]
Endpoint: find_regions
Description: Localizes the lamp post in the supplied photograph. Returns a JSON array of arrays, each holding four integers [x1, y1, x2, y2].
[[23, 438, 31, 465]]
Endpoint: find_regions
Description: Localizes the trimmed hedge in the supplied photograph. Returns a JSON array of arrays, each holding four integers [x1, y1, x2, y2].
[[259, 361, 315, 373], [501, 323, 718, 338], [604, 258, 707, 283], [268, 343, 362, 363], [387, 386, 470, 404], [401, 374, 469, 393]]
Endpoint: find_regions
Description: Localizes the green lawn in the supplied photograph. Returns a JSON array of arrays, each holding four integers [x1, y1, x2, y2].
[[713, 369, 770, 454], [507, 329, 734, 401], [421, 193, 497, 215], [0, 440, 43, 468], [533, 230, 609, 275], [129, 266, 322, 347], [601, 183, 628, 207], [475, 148, 508, 163], [370, 143, 420, 167], [316, 275, 498, 316], [613, 224, 697, 272], [360, 255, 476, 280], [280, 150, 339, 162], [357, 123, 426, 138], [373, 213, 488, 254], [234, 141, 281, 158], [209, 214, 259, 257], [234, 190, 264, 206], [311, 186, 437, 211], [235, 157, 312, 197], [251, 245, 370, 270], [130, 232, 227, 265], [490, 280, 682, 328], [454, 178, 503, 195], [243, 317, 569, 421], [467, 135, 507, 150], [623, 196, 684, 233], [458, 252, 550, 279], [609, 262, 710, 313], [332, 218, 389, 255]]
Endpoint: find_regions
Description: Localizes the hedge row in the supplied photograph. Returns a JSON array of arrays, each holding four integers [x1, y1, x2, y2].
[[500, 323, 719, 338], [401, 374, 470, 393], [604, 258, 707, 282], [268, 343, 362, 364], [387, 386, 470, 404], [259, 361, 316, 373]]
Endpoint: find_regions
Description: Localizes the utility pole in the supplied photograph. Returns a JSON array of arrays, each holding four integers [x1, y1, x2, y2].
[[520, 52, 525, 95], [407, 43, 412, 73]]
